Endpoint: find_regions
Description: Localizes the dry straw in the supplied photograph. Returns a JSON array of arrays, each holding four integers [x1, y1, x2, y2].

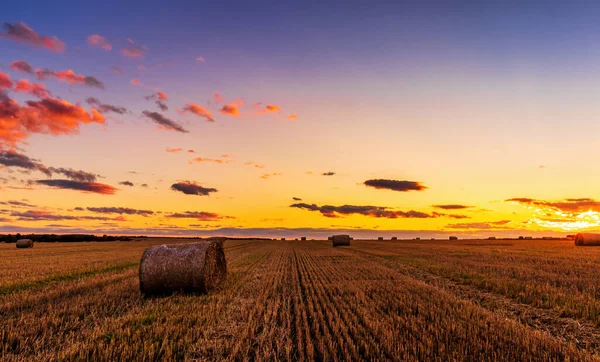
[[331, 235, 351, 247], [16, 239, 33, 248], [139, 239, 227, 295], [574, 233, 600, 246]]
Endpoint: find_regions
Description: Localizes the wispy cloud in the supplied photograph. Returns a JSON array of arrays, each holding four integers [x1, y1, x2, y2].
[[2, 22, 65, 52], [86, 34, 111, 51], [36, 179, 117, 194], [364, 179, 427, 192], [142, 111, 188, 133], [181, 103, 215, 122]]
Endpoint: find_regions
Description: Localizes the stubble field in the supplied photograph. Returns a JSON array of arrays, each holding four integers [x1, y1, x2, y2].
[[1, 237, 600, 361]]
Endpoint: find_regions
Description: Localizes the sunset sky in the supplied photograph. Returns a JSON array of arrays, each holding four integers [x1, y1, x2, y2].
[[1, 1, 600, 238]]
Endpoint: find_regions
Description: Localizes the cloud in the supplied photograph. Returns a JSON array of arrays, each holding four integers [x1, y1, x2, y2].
[[181, 104, 215, 122], [287, 114, 298, 120], [256, 104, 282, 114], [447, 220, 513, 230], [261, 173, 282, 179], [0, 72, 12, 89], [11, 210, 124, 222], [110, 66, 123, 74], [166, 147, 182, 153], [0, 150, 48, 175], [14, 79, 50, 98], [244, 161, 265, 169], [10, 60, 34, 74], [86, 34, 111, 51], [140, 183, 148, 188], [220, 99, 243, 116], [122, 38, 147, 57], [170, 181, 217, 196], [189, 157, 231, 165], [144, 92, 169, 111], [36, 179, 117, 194], [46, 167, 98, 182], [36, 68, 104, 89], [196, 56, 205, 62], [142, 111, 188, 133], [506, 197, 600, 213], [0, 200, 35, 208], [291, 202, 437, 219], [119, 181, 134, 186], [0, 150, 99, 181], [2, 22, 65, 52], [85, 97, 127, 114], [432, 204, 472, 210], [131, 79, 140, 86], [364, 179, 427, 192], [214, 92, 224, 104], [167, 211, 232, 221], [86, 207, 153, 216], [322, 172, 335, 176], [293, 197, 302, 201]]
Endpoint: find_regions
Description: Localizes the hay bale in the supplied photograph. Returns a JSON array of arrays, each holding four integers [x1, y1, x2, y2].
[[391, 237, 397, 241], [574, 233, 600, 246], [281, 238, 286, 241], [449, 236, 458, 240], [332, 235, 350, 247], [139, 240, 227, 296], [415, 237, 421, 240], [328, 236, 333, 241], [378, 237, 384, 241], [16, 239, 33, 248], [301, 237, 306, 241]]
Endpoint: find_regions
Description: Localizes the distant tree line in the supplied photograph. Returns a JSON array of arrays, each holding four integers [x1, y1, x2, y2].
[[1, 234, 147, 243]]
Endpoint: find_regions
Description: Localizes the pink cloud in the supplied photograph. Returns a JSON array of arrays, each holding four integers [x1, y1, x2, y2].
[[86, 34, 112, 51], [14, 79, 50, 98], [2, 22, 65, 52], [0, 72, 12, 89], [181, 103, 215, 122]]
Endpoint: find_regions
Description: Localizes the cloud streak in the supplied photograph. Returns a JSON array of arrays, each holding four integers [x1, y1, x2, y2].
[[181, 104, 215, 122], [36, 179, 117, 194], [171, 181, 217, 196], [2, 22, 65, 52], [291, 203, 437, 219], [364, 179, 427, 192], [142, 111, 188, 133]]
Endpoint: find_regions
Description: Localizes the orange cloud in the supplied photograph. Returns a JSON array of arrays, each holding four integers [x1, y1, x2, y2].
[[14, 79, 50, 98], [36, 69, 104, 88], [181, 103, 215, 122], [245, 161, 265, 169], [189, 154, 233, 165], [157, 91, 167, 100], [86, 34, 111, 51], [2, 22, 65, 52], [261, 172, 282, 179], [266, 104, 281, 112], [220, 99, 243, 116], [287, 114, 298, 120], [0, 72, 12, 89], [166, 147, 182, 153], [0, 93, 104, 145], [122, 38, 147, 58], [131, 79, 140, 86]]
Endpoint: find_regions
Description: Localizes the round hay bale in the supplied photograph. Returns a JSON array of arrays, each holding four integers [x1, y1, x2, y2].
[[16, 239, 33, 248], [139, 240, 227, 296], [574, 233, 600, 246], [332, 235, 350, 247], [449, 236, 458, 240]]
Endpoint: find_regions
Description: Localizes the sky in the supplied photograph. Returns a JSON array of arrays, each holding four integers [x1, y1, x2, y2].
[[1, 1, 600, 238]]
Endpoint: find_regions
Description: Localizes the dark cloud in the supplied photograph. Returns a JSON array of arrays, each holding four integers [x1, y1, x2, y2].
[[74, 207, 84, 211], [11, 210, 124, 222], [119, 181, 134, 187], [171, 181, 217, 196], [290, 203, 436, 219], [364, 179, 427, 192], [0, 200, 35, 208], [322, 172, 335, 176], [36, 179, 117, 194], [432, 204, 472, 210], [85, 97, 127, 115], [2, 22, 65, 52], [142, 111, 188, 133], [167, 211, 233, 221], [10, 60, 34, 74], [140, 183, 149, 188], [35, 68, 104, 89], [144, 92, 168, 111], [47, 167, 97, 182], [86, 207, 153, 216], [506, 198, 600, 213], [293, 197, 302, 201], [156, 100, 168, 111], [0, 150, 49, 175], [447, 220, 512, 230]]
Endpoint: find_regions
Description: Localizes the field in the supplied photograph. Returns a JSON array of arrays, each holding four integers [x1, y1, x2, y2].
[[2, 238, 600, 361]]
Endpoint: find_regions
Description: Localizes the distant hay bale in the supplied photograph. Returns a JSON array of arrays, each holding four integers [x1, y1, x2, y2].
[[449, 236, 458, 240], [391, 237, 397, 241], [332, 235, 350, 247], [415, 237, 421, 240], [488, 237, 496, 240], [139, 240, 227, 296], [328, 236, 333, 241], [301, 237, 306, 241], [378, 237, 384, 241], [281, 238, 286, 241], [574, 233, 600, 246], [16, 239, 33, 248]]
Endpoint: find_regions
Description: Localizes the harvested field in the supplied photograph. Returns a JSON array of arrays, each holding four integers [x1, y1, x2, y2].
[[1, 238, 599, 361]]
